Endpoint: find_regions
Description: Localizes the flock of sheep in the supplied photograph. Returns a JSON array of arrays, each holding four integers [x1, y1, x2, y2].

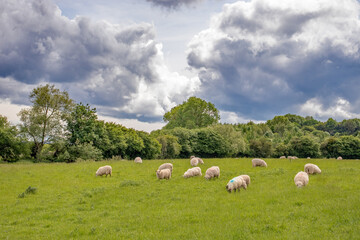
[[95, 156, 322, 192]]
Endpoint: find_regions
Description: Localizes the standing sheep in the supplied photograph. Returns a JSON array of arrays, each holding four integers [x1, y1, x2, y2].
[[337, 156, 343, 160], [134, 157, 142, 163], [96, 165, 112, 177], [279, 156, 286, 159], [183, 167, 202, 178], [205, 166, 220, 180], [252, 158, 267, 167], [239, 174, 251, 187], [156, 169, 171, 180], [294, 171, 309, 188], [304, 163, 321, 174], [190, 157, 199, 167], [226, 176, 247, 193], [158, 163, 173, 173], [197, 158, 204, 164]]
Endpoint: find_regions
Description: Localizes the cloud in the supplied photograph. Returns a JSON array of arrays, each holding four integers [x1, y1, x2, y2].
[[145, 0, 204, 9], [299, 97, 360, 120], [0, 0, 200, 123], [187, 0, 360, 120], [220, 110, 265, 124]]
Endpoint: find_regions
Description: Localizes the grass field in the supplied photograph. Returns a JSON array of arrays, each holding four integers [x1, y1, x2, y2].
[[1, 158, 359, 239]]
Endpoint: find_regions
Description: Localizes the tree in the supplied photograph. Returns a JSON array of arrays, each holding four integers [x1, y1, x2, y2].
[[157, 135, 181, 159], [249, 137, 273, 158], [18, 85, 74, 161], [0, 115, 25, 162], [288, 136, 320, 158], [163, 97, 220, 129], [320, 137, 342, 158]]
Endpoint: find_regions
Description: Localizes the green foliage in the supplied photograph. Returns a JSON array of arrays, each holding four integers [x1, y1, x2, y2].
[[68, 142, 103, 162], [163, 96, 220, 129], [249, 137, 273, 158], [157, 135, 181, 159], [0, 115, 23, 162], [320, 137, 342, 158], [337, 136, 360, 159], [18, 84, 74, 161], [288, 136, 320, 158], [273, 142, 289, 157], [191, 128, 228, 157]]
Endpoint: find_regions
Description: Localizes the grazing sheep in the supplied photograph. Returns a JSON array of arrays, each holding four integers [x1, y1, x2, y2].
[[96, 165, 112, 177], [337, 156, 343, 160], [183, 167, 202, 178], [190, 157, 199, 167], [190, 156, 195, 159], [158, 163, 173, 173], [205, 166, 220, 180], [307, 157, 311, 160], [197, 158, 204, 164], [252, 158, 267, 167], [156, 169, 171, 180], [280, 156, 286, 159], [304, 163, 321, 174], [134, 157, 142, 163], [226, 176, 247, 193], [239, 174, 251, 187], [294, 171, 309, 188]]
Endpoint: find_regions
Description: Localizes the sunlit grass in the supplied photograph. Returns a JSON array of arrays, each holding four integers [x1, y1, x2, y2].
[[1, 158, 359, 239]]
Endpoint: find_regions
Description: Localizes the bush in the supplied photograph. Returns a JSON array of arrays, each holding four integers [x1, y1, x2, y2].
[[68, 142, 103, 162]]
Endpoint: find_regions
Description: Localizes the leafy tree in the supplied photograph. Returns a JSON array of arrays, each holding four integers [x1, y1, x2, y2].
[[249, 137, 273, 158], [273, 142, 289, 158], [157, 135, 181, 159], [18, 84, 74, 161], [191, 128, 228, 157], [288, 136, 320, 158], [163, 97, 220, 129], [338, 136, 360, 159], [133, 131, 161, 159], [0, 115, 24, 162], [320, 137, 342, 158]]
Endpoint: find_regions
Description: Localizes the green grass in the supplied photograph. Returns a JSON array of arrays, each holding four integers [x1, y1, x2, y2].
[[1, 158, 360, 239]]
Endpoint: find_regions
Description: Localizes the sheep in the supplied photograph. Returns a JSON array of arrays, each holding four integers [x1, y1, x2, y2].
[[158, 163, 173, 173], [134, 157, 142, 163], [337, 156, 343, 160], [239, 174, 251, 187], [190, 157, 199, 167], [96, 165, 112, 177], [205, 166, 220, 180], [197, 158, 204, 164], [294, 171, 309, 188], [190, 156, 195, 159], [183, 167, 202, 178], [279, 156, 286, 159], [307, 157, 311, 160], [304, 163, 321, 174], [226, 176, 247, 193], [252, 158, 267, 167], [156, 169, 171, 180]]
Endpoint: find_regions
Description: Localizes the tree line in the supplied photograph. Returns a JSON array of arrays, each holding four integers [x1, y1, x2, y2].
[[1, 85, 360, 162]]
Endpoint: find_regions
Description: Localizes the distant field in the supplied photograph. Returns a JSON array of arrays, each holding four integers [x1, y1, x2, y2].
[[1, 158, 359, 239]]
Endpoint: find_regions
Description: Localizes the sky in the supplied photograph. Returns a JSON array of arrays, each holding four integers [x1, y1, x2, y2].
[[1, 0, 360, 132]]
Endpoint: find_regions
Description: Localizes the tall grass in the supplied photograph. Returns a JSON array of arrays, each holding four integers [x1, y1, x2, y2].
[[0, 158, 359, 239]]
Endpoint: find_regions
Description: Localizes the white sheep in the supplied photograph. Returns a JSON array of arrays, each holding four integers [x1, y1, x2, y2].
[[226, 176, 247, 193], [252, 158, 267, 167], [294, 171, 309, 188], [279, 156, 286, 159], [197, 158, 204, 164], [239, 174, 251, 187], [183, 167, 202, 178], [304, 163, 321, 174], [205, 166, 220, 180], [307, 157, 311, 160], [337, 156, 343, 160], [156, 169, 171, 180], [96, 165, 112, 177], [190, 157, 199, 167], [134, 157, 142, 163], [158, 163, 173, 173]]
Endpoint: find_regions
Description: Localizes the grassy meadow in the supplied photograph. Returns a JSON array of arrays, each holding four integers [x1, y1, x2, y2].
[[0, 158, 360, 239]]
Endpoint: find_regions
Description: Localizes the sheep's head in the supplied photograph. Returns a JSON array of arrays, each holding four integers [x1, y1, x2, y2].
[[295, 181, 304, 188]]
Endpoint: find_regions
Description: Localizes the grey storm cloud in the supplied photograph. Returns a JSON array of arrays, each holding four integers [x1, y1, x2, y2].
[[146, 0, 204, 9], [0, 0, 200, 121], [187, 0, 360, 121]]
